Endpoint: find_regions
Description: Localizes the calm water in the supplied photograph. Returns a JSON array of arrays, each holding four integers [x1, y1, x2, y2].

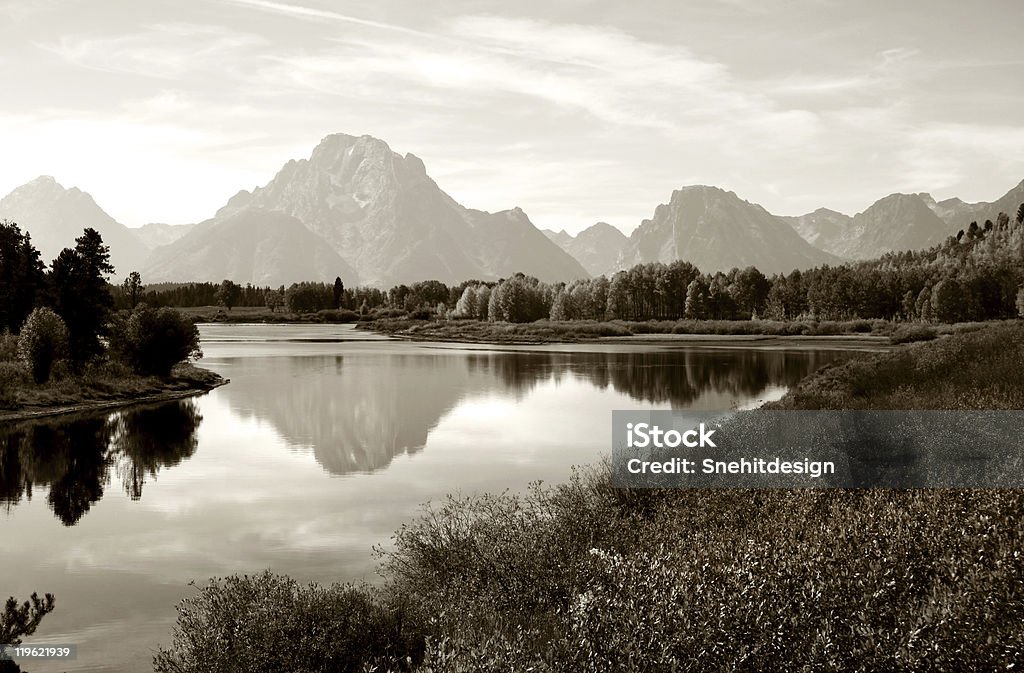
[[1, 324, 861, 672]]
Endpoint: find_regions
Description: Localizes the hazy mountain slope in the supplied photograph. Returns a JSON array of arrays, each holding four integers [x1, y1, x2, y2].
[[919, 180, 1024, 229], [226, 133, 587, 287], [143, 207, 356, 286], [620, 186, 839, 274], [542, 229, 574, 248], [0, 176, 149, 274], [543, 222, 628, 276], [835, 193, 949, 259], [463, 207, 592, 283], [779, 208, 854, 256], [135, 222, 196, 249]]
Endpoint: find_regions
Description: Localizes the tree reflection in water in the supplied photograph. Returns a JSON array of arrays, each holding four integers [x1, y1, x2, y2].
[[0, 400, 202, 525]]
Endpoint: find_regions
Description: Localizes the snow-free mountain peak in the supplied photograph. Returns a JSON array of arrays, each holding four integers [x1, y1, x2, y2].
[[0, 176, 149, 274], [203, 132, 588, 287], [619, 185, 839, 274]]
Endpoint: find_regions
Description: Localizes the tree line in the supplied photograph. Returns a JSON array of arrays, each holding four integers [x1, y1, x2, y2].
[[99, 202, 1024, 325]]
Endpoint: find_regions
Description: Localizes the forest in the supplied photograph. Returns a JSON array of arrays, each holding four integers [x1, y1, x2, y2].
[[136, 204, 1024, 326]]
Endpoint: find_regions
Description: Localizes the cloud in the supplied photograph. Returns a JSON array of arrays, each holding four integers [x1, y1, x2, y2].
[[41, 23, 267, 80], [223, 0, 430, 36]]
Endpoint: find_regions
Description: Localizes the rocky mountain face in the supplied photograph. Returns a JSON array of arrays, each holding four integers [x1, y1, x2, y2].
[[0, 176, 149, 275], [135, 222, 196, 249], [619, 186, 840, 274], [143, 207, 357, 286], [215, 133, 589, 287], [543, 222, 628, 277]]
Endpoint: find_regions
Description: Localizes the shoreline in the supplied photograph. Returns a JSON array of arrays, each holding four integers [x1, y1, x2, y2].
[[0, 372, 229, 424], [362, 326, 895, 350]]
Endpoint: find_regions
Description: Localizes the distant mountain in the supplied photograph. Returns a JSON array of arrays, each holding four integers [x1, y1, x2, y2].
[[619, 186, 839, 274], [921, 179, 1024, 230], [542, 229, 574, 248], [134, 222, 196, 249], [787, 180, 1024, 259], [143, 207, 357, 287], [788, 194, 948, 260], [779, 208, 853, 254], [0, 176, 149, 275], [543, 222, 629, 276], [221, 133, 588, 287]]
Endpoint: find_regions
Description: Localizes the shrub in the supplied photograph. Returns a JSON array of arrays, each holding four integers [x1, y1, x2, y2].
[[152, 572, 424, 673], [890, 323, 939, 344], [314, 308, 358, 323], [17, 308, 69, 383], [111, 307, 202, 377], [0, 331, 18, 362], [0, 361, 28, 408]]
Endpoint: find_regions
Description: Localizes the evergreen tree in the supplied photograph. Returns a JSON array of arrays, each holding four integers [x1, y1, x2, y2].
[[50, 228, 115, 366], [332, 277, 344, 309], [0, 221, 44, 333]]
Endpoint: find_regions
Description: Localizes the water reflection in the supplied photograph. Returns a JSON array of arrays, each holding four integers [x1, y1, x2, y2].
[[0, 401, 202, 525], [217, 348, 844, 476], [1, 347, 850, 525]]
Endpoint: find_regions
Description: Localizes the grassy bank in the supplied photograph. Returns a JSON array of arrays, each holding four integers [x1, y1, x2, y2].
[[360, 316, 1000, 344], [178, 305, 360, 324], [155, 323, 1024, 673], [0, 362, 225, 420]]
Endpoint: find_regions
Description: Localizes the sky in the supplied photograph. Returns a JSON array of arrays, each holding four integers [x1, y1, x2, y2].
[[1, 0, 1022, 234]]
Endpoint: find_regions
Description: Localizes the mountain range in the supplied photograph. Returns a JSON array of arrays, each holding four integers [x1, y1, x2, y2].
[[1, 133, 1021, 286]]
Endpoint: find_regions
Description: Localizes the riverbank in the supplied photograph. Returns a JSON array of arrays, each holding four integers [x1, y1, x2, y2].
[[155, 322, 1024, 673], [358, 316, 994, 345], [0, 364, 227, 422]]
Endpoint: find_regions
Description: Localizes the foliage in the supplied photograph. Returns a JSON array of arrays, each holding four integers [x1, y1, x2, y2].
[[110, 307, 202, 376], [1, 593, 55, 647], [285, 281, 335, 314], [0, 221, 45, 334], [16, 307, 69, 383], [152, 572, 424, 673], [49, 228, 115, 366], [772, 322, 1024, 410], [121, 271, 143, 309], [332, 276, 345, 309], [0, 331, 18, 362], [889, 323, 938, 344], [0, 362, 28, 408], [215, 279, 242, 311]]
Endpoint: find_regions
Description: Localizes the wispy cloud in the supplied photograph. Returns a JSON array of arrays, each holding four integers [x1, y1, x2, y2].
[[223, 0, 430, 36], [42, 23, 267, 80]]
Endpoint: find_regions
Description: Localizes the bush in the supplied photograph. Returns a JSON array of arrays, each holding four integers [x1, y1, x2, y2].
[[0, 331, 18, 362], [17, 308, 69, 383], [314, 308, 358, 323], [0, 361, 28, 408], [111, 307, 202, 376], [152, 572, 424, 673], [890, 323, 939, 344]]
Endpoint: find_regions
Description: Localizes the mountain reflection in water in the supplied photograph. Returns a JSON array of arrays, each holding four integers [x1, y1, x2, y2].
[[1, 346, 848, 526], [216, 348, 840, 476]]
